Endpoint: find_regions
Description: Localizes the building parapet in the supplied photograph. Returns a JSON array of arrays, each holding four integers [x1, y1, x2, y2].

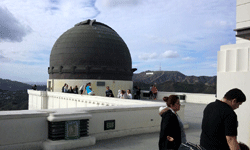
[[0, 101, 176, 150], [141, 90, 216, 104], [13, 90, 192, 149], [28, 90, 164, 110]]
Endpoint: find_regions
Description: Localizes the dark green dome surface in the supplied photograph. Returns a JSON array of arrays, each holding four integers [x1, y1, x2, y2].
[[48, 19, 134, 80]]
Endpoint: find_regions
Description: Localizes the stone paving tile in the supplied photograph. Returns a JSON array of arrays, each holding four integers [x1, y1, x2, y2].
[[76, 102, 208, 150]]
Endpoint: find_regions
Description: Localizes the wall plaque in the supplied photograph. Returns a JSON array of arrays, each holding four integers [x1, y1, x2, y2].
[[97, 82, 105, 86], [104, 120, 115, 130], [65, 120, 80, 140]]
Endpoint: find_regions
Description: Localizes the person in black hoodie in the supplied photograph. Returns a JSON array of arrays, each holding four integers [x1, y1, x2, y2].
[[105, 86, 114, 97]]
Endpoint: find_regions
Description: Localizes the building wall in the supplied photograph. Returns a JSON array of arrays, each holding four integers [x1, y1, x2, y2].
[[236, 0, 250, 43], [0, 110, 48, 150], [87, 106, 162, 140], [156, 91, 215, 104], [217, 42, 250, 146], [47, 79, 133, 97], [0, 99, 169, 150]]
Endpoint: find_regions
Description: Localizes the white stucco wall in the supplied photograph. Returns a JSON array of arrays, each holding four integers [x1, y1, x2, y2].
[[0, 110, 48, 150], [153, 91, 215, 104], [217, 42, 250, 146], [236, 0, 250, 29], [84, 106, 162, 140], [0, 101, 178, 150], [236, 0, 250, 44], [47, 79, 133, 97]]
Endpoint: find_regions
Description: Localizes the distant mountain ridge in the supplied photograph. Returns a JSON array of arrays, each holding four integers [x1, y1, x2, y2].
[[0, 70, 216, 93], [0, 78, 31, 91], [0, 78, 46, 91], [132, 71, 216, 86]]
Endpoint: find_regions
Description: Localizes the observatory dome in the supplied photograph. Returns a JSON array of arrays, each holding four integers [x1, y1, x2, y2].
[[48, 19, 135, 80]]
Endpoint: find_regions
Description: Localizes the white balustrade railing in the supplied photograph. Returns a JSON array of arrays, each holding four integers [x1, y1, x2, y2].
[[28, 90, 162, 110]]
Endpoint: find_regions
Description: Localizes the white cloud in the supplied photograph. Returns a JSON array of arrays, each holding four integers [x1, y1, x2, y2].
[[0, 0, 99, 63], [182, 57, 195, 61], [0, 6, 32, 42], [162, 50, 179, 58], [138, 52, 158, 60], [98, 0, 141, 8]]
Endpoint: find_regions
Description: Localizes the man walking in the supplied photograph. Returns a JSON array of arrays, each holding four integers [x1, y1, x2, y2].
[[200, 88, 246, 150]]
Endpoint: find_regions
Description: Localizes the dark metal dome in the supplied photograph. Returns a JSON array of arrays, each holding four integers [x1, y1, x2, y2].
[[48, 19, 136, 80]]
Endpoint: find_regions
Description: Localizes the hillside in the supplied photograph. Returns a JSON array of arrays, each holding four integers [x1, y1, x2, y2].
[[132, 71, 216, 94], [0, 78, 31, 91], [0, 78, 46, 110], [133, 71, 216, 86], [0, 78, 47, 91]]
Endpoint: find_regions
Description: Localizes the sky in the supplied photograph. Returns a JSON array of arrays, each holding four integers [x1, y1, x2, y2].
[[0, 0, 236, 83]]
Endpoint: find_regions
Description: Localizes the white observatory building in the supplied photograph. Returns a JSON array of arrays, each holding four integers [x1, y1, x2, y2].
[[217, 0, 250, 146]]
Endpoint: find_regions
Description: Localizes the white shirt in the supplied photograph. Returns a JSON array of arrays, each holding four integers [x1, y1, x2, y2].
[[127, 93, 132, 99], [121, 93, 128, 99]]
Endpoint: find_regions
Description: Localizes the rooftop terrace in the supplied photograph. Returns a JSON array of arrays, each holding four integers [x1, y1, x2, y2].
[[80, 102, 206, 150], [0, 90, 213, 150]]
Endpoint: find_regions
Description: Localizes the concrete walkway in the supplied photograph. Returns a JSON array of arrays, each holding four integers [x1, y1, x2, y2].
[[76, 102, 207, 150]]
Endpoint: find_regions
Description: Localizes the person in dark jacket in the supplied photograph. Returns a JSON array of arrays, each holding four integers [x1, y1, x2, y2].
[[68, 86, 74, 93], [32, 84, 37, 90], [62, 83, 67, 92], [136, 86, 141, 99], [105, 86, 114, 97], [159, 95, 183, 150], [73, 85, 78, 94]]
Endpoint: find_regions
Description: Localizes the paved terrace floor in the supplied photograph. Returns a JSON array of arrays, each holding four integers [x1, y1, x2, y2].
[[76, 101, 207, 150]]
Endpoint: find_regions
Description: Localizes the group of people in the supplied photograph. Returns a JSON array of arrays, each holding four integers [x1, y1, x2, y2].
[[62, 83, 79, 94], [61, 83, 156, 101], [158, 88, 249, 150], [62, 82, 94, 95], [116, 89, 133, 99], [105, 85, 141, 100]]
